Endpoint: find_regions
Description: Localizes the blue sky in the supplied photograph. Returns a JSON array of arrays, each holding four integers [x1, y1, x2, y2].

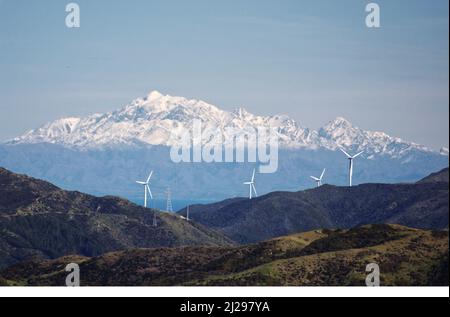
[[0, 0, 448, 149]]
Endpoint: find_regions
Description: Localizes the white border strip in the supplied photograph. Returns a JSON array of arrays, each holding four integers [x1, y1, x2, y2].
[[1, 287, 448, 298]]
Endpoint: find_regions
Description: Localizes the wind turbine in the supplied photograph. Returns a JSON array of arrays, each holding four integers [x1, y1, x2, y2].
[[310, 168, 326, 187], [340, 148, 364, 187], [136, 171, 153, 208], [243, 168, 258, 199], [180, 205, 190, 221]]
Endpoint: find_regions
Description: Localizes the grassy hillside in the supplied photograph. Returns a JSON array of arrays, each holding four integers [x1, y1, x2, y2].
[[1, 224, 447, 286]]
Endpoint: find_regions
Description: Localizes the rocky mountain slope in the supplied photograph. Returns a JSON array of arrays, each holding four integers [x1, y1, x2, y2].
[[178, 168, 449, 243], [0, 168, 233, 269], [1, 224, 447, 286]]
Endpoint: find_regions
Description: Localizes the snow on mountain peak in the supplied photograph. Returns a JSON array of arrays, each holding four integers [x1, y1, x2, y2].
[[319, 117, 359, 146], [331, 116, 352, 126], [317, 116, 431, 156], [6, 91, 437, 157], [233, 107, 255, 121], [321, 116, 354, 132], [146, 90, 164, 101]]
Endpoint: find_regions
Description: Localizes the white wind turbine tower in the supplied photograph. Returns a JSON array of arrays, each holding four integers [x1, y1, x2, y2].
[[243, 168, 258, 199], [180, 205, 190, 221], [340, 148, 364, 187], [136, 171, 153, 208], [310, 168, 326, 187]]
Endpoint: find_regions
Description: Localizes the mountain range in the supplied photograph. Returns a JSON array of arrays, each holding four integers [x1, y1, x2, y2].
[[179, 168, 449, 243], [7, 90, 447, 156], [0, 91, 448, 200]]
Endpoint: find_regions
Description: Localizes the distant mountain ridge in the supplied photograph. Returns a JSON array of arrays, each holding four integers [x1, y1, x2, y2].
[[179, 168, 449, 244], [0, 167, 232, 269], [418, 167, 449, 184], [8, 90, 441, 158]]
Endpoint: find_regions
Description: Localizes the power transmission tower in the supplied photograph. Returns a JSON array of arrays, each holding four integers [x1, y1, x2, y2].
[[166, 187, 173, 212]]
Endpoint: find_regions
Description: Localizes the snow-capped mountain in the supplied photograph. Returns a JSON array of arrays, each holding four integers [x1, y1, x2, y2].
[[8, 91, 440, 159], [9, 90, 315, 149], [317, 117, 432, 159], [1, 90, 447, 200]]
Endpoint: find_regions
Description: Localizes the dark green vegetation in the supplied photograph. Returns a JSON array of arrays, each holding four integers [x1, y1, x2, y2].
[[0, 224, 447, 286], [0, 168, 233, 269], [179, 168, 449, 243]]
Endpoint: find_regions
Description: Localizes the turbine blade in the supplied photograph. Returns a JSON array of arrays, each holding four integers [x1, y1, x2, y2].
[[146, 170, 153, 183], [320, 168, 326, 180], [252, 184, 258, 197], [340, 148, 352, 158], [353, 151, 364, 158], [251, 168, 256, 182], [310, 176, 320, 181], [136, 181, 146, 185], [146, 185, 153, 199]]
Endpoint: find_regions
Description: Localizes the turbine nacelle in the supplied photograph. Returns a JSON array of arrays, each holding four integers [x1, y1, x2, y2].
[[340, 148, 364, 160]]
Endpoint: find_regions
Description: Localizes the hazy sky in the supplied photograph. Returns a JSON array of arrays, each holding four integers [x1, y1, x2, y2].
[[0, 0, 448, 149]]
